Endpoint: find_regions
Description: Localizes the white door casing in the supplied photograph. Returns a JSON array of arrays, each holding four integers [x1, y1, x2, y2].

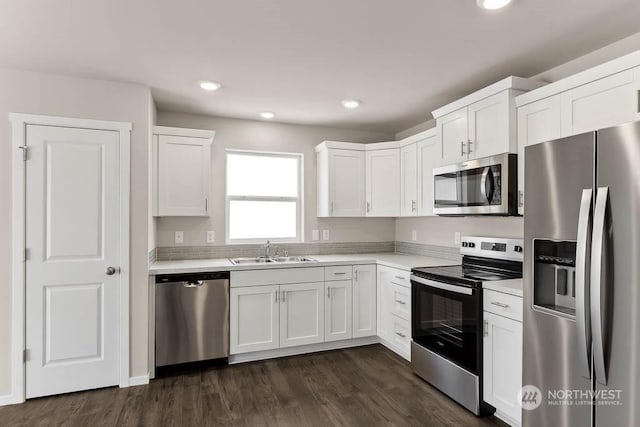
[[10, 114, 130, 404]]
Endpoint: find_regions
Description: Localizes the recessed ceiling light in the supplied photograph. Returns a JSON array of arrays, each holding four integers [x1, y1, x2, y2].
[[341, 99, 361, 109], [477, 0, 511, 9], [199, 80, 222, 91], [260, 111, 275, 119]]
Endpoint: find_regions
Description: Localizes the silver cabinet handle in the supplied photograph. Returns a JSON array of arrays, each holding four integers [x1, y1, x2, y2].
[[576, 188, 593, 379], [518, 190, 524, 208], [395, 276, 406, 281], [411, 200, 416, 212], [275, 290, 278, 303], [460, 141, 466, 156], [205, 197, 208, 214], [366, 202, 371, 213], [106, 266, 118, 275], [327, 287, 331, 298], [330, 201, 334, 215], [395, 332, 407, 338], [483, 320, 488, 337], [355, 270, 358, 281], [490, 301, 509, 308], [467, 139, 473, 154], [591, 187, 609, 385], [281, 290, 287, 303], [394, 300, 406, 305]]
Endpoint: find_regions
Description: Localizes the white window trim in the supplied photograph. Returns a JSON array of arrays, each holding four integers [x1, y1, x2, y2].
[[225, 149, 304, 244]]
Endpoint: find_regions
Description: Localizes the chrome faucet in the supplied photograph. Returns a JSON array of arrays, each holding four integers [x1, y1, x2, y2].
[[264, 240, 272, 258]]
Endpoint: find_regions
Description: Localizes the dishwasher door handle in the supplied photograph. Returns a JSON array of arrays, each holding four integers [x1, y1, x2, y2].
[[182, 280, 205, 288]]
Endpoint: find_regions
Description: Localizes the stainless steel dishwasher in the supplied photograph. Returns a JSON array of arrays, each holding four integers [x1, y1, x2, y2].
[[155, 271, 230, 367]]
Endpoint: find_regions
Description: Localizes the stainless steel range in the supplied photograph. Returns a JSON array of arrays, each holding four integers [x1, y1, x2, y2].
[[410, 236, 523, 415]]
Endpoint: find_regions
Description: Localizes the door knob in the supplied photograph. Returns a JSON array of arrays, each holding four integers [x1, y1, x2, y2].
[[106, 266, 118, 275]]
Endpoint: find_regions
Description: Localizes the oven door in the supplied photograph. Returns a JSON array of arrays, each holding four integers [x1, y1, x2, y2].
[[433, 153, 514, 215], [411, 275, 480, 374]]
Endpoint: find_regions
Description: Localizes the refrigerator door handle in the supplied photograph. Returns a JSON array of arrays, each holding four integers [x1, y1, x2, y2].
[[576, 188, 593, 379], [591, 187, 609, 385]]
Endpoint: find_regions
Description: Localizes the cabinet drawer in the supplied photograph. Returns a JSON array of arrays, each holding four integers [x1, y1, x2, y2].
[[325, 265, 353, 281], [391, 315, 411, 353], [390, 283, 410, 320], [483, 289, 523, 322], [386, 268, 410, 288]]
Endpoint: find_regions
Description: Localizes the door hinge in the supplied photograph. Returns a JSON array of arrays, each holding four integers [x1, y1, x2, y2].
[[23, 349, 30, 362], [24, 248, 30, 261], [18, 145, 29, 161]]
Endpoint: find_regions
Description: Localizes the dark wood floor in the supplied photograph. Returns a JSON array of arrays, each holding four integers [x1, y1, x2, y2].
[[0, 344, 506, 427]]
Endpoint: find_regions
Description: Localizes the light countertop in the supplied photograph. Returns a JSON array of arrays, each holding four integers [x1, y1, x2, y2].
[[483, 279, 523, 297], [149, 252, 459, 276]]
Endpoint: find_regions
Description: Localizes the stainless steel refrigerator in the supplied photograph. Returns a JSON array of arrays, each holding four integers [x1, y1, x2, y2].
[[523, 120, 640, 427]]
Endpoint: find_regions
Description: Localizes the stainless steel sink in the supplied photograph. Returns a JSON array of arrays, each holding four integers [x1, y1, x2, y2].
[[272, 256, 317, 263], [229, 257, 275, 265], [229, 256, 317, 265]]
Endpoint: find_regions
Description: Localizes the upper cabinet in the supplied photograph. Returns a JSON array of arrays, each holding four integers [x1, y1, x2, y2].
[[516, 51, 640, 215], [152, 126, 215, 217], [433, 77, 546, 166], [416, 129, 440, 216], [316, 146, 366, 217], [366, 148, 400, 217], [400, 143, 418, 216]]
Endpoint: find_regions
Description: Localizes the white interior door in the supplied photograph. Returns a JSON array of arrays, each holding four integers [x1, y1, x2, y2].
[[25, 125, 121, 398]]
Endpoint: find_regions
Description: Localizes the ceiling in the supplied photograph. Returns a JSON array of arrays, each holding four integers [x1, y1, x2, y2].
[[2, 0, 640, 134]]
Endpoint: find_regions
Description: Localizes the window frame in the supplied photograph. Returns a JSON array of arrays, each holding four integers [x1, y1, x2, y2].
[[225, 149, 304, 244]]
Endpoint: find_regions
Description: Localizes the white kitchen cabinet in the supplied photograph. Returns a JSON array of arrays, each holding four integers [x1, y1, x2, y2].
[[400, 143, 418, 216], [279, 282, 325, 348], [417, 130, 440, 216], [561, 69, 637, 137], [366, 149, 401, 216], [377, 265, 411, 360], [468, 91, 512, 159], [483, 311, 523, 426], [230, 285, 280, 354], [352, 264, 377, 338], [516, 95, 562, 215], [324, 280, 352, 342], [439, 106, 469, 165], [152, 126, 214, 217], [316, 147, 366, 217]]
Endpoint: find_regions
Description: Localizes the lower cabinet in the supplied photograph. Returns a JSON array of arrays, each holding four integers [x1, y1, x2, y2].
[[324, 280, 352, 342], [230, 285, 280, 354], [280, 282, 325, 348], [483, 290, 523, 426], [230, 265, 377, 356], [377, 265, 412, 360]]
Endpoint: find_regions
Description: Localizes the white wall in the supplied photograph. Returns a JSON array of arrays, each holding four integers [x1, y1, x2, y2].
[[0, 68, 151, 396], [155, 112, 396, 247]]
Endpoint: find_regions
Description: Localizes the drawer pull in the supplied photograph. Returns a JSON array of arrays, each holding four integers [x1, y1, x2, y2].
[[333, 272, 346, 275], [491, 301, 510, 308], [395, 332, 407, 338], [395, 300, 406, 305], [395, 276, 406, 281]]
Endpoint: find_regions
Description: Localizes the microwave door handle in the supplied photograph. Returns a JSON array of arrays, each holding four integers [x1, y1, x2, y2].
[[591, 187, 609, 385], [480, 167, 494, 203], [576, 188, 593, 379]]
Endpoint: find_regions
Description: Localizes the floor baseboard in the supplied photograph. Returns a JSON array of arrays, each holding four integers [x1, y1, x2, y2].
[[0, 393, 23, 407], [128, 374, 150, 387]]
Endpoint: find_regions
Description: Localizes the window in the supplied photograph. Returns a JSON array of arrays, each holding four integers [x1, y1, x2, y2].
[[226, 150, 303, 242]]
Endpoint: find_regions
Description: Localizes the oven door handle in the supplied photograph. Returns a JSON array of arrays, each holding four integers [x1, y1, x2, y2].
[[410, 275, 473, 295]]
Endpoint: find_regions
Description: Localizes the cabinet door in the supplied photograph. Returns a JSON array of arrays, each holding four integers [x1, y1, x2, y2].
[[328, 149, 366, 216], [517, 95, 562, 215], [468, 91, 510, 159], [280, 282, 324, 348], [561, 69, 637, 137], [157, 134, 211, 216], [352, 265, 377, 338], [324, 280, 352, 342], [417, 133, 440, 216], [400, 143, 418, 216], [365, 149, 400, 216], [438, 107, 468, 165], [483, 311, 523, 425], [230, 285, 279, 354]]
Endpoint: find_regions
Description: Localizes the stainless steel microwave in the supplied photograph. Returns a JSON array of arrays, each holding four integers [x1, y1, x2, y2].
[[432, 153, 518, 216]]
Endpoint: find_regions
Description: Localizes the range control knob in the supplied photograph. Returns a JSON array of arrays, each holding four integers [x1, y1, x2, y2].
[[462, 242, 468, 247], [514, 245, 523, 253], [469, 242, 476, 248]]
